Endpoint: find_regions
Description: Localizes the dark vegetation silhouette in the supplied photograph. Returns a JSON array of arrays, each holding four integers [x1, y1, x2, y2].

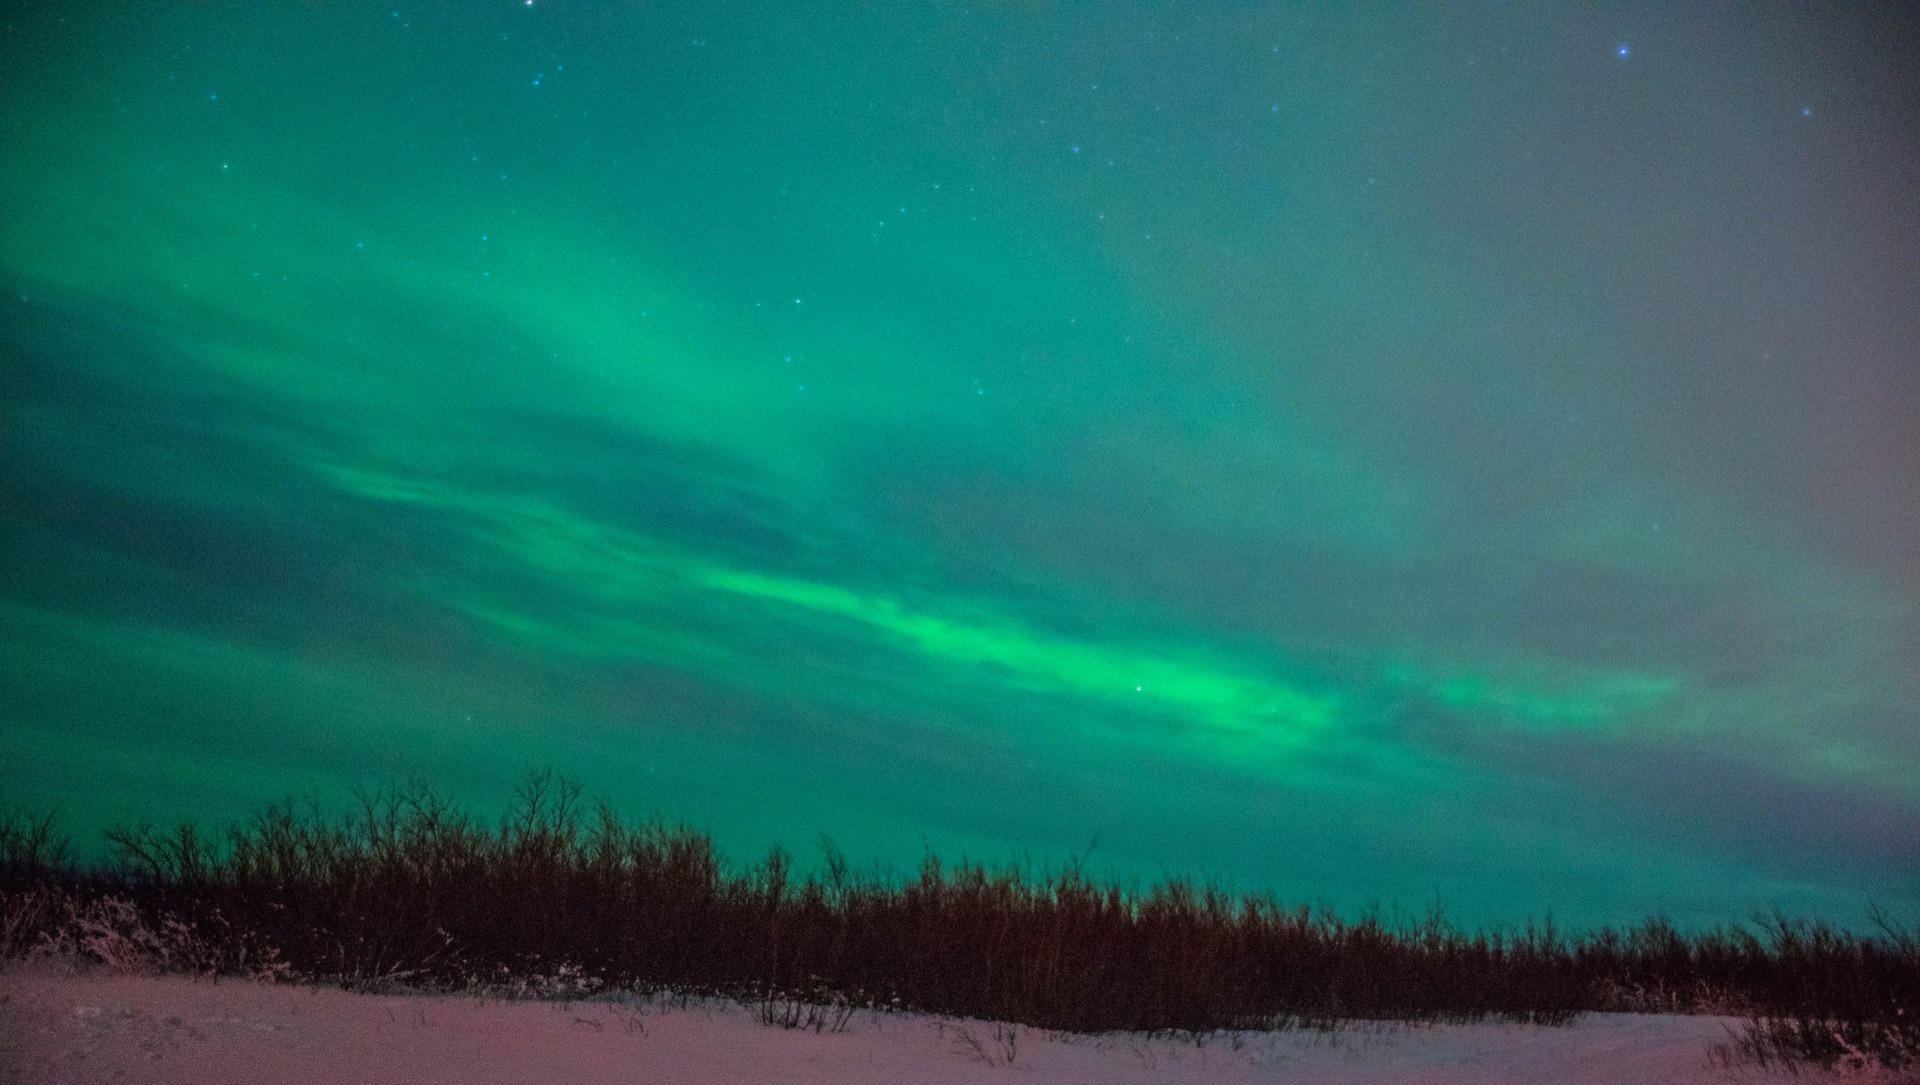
[[1, 773, 1913, 1074]]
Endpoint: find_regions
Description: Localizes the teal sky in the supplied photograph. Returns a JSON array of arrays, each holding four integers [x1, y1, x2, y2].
[[2, 3, 1916, 931]]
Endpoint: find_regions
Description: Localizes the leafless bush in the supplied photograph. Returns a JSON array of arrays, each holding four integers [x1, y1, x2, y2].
[[0, 884, 66, 958], [1, 887, 293, 981], [1712, 1013, 1920, 1082], [949, 1022, 1020, 1065], [3, 773, 1913, 1043]]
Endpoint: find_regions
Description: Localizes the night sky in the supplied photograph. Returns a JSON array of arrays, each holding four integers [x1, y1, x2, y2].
[[3, 3, 1916, 932]]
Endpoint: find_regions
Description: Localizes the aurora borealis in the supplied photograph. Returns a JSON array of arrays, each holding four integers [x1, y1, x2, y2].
[[2, 3, 1915, 931]]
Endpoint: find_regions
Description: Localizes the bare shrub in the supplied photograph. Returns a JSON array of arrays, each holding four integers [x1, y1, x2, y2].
[[3, 774, 1913, 1042], [0, 885, 67, 958], [1712, 1013, 1920, 1082], [949, 1022, 1020, 1065], [7, 889, 291, 981]]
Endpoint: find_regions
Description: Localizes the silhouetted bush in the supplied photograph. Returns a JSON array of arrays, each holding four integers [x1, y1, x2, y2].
[[2, 775, 1913, 1071]]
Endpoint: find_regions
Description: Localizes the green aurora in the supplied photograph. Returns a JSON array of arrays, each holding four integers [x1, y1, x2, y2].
[[2, 3, 1916, 931]]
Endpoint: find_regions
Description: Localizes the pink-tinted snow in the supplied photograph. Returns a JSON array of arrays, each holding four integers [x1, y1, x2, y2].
[[0, 964, 1861, 1084]]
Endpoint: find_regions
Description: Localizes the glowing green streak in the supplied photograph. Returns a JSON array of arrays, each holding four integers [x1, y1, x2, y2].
[[316, 463, 1342, 751], [703, 569, 1342, 742], [320, 458, 1692, 754], [1381, 660, 1681, 733]]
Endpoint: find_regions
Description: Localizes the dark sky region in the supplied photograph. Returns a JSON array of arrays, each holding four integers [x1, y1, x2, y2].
[[2, 2, 1916, 932]]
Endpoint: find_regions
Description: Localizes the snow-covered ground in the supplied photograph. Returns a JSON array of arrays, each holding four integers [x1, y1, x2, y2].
[[0, 962, 1872, 1084]]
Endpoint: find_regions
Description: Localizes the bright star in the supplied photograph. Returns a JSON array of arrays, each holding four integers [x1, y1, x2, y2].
[[1616, 44, 1630, 58]]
